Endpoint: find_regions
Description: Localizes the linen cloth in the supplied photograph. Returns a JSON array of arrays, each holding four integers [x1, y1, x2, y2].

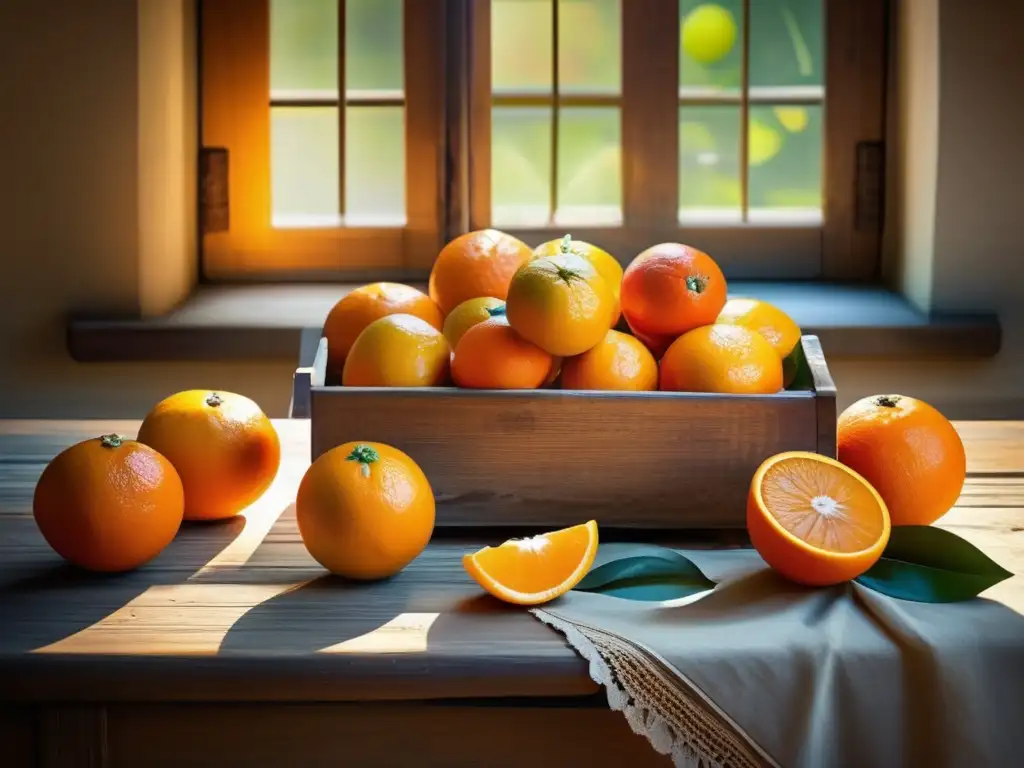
[[532, 548, 1024, 768]]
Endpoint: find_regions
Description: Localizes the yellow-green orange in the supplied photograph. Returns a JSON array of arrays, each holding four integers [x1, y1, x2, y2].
[[442, 297, 506, 350], [506, 254, 613, 357], [716, 298, 802, 358], [534, 234, 623, 328]]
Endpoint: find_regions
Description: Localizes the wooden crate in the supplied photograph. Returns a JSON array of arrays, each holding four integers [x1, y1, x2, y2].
[[292, 336, 836, 530]]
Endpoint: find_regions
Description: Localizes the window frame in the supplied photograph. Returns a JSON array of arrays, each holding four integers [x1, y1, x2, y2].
[[198, 0, 887, 283], [199, 0, 446, 281]]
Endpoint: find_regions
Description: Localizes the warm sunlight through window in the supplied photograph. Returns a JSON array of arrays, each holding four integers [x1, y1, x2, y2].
[[269, 0, 406, 228], [200, 0, 886, 281], [677, 0, 823, 225], [490, 0, 623, 227]]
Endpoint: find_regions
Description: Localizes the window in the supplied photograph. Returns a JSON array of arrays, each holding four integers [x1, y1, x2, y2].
[[200, 0, 886, 281]]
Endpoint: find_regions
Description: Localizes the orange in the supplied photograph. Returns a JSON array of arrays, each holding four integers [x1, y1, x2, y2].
[[323, 283, 444, 377], [137, 390, 281, 521], [342, 314, 450, 387], [561, 330, 658, 391], [442, 296, 506, 350], [621, 242, 728, 337], [32, 434, 184, 572], [837, 395, 967, 526], [296, 442, 435, 580], [451, 316, 553, 389], [463, 520, 599, 605], [534, 234, 623, 327], [505, 253, 613, 357], [660, 325, 783, 394], [747, 451, 891, 586], [429, 229, 534, 315], [715, 298, 802, 358]]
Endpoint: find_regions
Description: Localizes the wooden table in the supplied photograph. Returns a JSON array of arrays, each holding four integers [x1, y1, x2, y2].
[[1, 420, 1021, 767]]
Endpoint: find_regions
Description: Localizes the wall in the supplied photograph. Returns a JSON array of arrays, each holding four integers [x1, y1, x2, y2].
[[862, 0, 1023, 419], [0, 0, 293, 419], [0, 0, 1019, 421]]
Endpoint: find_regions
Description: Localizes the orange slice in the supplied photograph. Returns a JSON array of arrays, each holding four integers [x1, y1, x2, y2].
[[463, 521, 599, 605], [747, 452, 891, 586]]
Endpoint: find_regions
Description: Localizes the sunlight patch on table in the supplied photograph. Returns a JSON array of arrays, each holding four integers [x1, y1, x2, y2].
[[32, 581, 309, 655], [189, 474, 296, 578], [319, 612, 440, 654]]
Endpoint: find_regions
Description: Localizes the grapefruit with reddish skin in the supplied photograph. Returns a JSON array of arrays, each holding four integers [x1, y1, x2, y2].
[[621, 242, 728, 337]]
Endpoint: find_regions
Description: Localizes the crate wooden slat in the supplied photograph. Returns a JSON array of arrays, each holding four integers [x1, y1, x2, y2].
[[300, 336, 836, 530]]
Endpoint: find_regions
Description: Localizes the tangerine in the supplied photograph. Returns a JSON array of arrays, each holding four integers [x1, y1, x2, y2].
[[837, 395, 967, 526], [32, 434, 184, 572], [343, 314, 450, 387], [137, 390, 281, 521], [429, 229, 533, 315], [323, 283, 443, 376], [660, 325, 783, 394], [561, 330, 658, 391], [451, 316, 553, 390], [296, 442, 435, 580]]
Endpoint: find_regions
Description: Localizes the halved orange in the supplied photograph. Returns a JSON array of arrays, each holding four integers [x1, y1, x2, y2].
[[462, 521, 599, 605], [747, 452, 891, 586]]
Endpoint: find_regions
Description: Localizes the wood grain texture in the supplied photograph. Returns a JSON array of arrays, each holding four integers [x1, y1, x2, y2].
[[40, 707, 107, 768], [0, 419, 1021, 707], [106, 702, 670, 768], [308, 336, 834, 529], [311, 389, 819, 529], [801, 335, 838, 458]]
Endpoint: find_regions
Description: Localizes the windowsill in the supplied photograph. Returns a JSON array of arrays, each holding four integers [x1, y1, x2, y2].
[[66, 281, 1002, 364]]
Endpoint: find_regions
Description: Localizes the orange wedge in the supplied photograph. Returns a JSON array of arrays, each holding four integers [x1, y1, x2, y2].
[[463, 521, 599, 605], [747, 452, 891, 586]]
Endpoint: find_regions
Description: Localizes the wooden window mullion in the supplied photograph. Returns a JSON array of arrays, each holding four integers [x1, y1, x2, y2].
[[403, 0, 446, 272], [621, 0, 680, 238], [467, 0, 492, 232]]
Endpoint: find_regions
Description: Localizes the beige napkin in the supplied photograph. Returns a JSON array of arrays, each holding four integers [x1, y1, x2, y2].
[[532, 549, 1024, 768]]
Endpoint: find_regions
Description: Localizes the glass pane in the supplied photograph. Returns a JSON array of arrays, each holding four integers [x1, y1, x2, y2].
[[345, 107, 406, 224], [271, 107, 340, 227], [270, 0, 338, 95], [678, 106, 741, 223], [558, 0, 620, 94], [556, 107, 621, 225], [493, 0, 553, 94], [748, 104, 822, 223], [346, 0, 403, 93], [492, 107, 553, 226], [679, 0, 742, 95], [750, 0, 824, 88]]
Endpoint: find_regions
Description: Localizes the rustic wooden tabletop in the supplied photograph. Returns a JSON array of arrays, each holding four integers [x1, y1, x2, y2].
[[0, 419, 1021, 706]]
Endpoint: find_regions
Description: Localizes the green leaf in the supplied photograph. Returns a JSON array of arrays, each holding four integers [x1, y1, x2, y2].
[[574, 543, 717, 602], [855, 526, 1014, 603]]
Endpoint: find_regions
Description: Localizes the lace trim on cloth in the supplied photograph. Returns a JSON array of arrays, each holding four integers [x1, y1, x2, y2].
[[532, 608, 779, 768]]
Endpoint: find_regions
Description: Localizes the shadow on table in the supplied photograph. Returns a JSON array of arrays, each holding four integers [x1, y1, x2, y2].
[[0, 515, 247, 653], [215, 535, 548, 657]]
